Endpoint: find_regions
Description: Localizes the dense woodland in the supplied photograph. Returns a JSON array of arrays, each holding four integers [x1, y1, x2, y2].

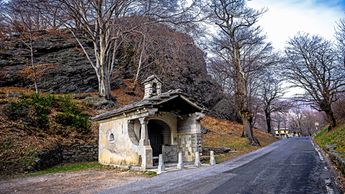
[[1, 0, 345, 146]]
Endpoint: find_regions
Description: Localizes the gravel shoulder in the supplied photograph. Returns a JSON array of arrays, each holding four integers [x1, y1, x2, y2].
[[0, 169, 147, 194]]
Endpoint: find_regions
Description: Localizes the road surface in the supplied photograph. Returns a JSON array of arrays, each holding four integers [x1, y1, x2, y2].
[[101, 137, 340, 194]]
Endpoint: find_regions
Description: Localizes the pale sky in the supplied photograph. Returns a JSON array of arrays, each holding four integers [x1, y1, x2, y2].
[[247, 0, 344, 97], [247, 0, 344, 51]]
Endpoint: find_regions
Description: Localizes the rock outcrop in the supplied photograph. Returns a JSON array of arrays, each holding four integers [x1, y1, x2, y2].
[[0, 24, 224, 110]]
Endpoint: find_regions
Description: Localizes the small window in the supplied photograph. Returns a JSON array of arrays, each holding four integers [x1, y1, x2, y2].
[[109, 133, 115, 142], [152, 82, 157, 95]]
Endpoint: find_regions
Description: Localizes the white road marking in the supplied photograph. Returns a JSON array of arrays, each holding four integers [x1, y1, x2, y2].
[[311, 139, 324, 161], [311, 140, 335, 194], [325, 179, 334, 194]]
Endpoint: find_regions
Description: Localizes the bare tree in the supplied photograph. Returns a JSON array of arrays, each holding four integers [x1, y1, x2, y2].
[[336, 18, 345, 67], [0, 0, 7, 38], [288, 107, 326, 136], [5, 0, 42, 93], [272, 111, 288, 131], [53, 0, 204, 100], [211, 0, 277, 145], [257, 72, 291, 133], [284, 33, 345, 129]]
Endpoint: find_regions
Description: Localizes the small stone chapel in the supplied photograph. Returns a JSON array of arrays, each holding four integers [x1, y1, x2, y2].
[[93, 75, 204, 170]]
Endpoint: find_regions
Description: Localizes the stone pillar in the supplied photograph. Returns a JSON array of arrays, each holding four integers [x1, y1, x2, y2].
[[157, 154, 165, 174], [210, 151, 216, 166], [139, 118, 149, 146], [139, 117, 152, 170], [177, 151, 184, 170], [141, 147, 153, 170], [195, 151, 201, 167]]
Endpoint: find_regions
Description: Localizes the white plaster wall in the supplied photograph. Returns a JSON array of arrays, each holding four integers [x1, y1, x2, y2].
[[99, 118, 140, 166]]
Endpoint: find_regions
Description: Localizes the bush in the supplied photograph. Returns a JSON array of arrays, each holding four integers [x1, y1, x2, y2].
[[3, 93, 90, 133], [29, 95, 52, 129], [55, 113, 90, 133], [30, 93, 54, 107], [55, 113, 74, 126], [57, 95, 81, 115], [3, 94, 54, 128], [3, 102, 29, 120], [55, 95, 91, 133]]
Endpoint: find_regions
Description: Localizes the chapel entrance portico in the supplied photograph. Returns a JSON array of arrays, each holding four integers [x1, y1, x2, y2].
[[148, 119, 171, 158], [94, 75, 205, 171]]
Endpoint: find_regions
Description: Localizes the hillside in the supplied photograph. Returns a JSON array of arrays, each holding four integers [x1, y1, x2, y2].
[[202, 116, 277, 161], [315, 125, 345, 158], [315, 125, 345, 189], [0, 84, 142, 177], [0, 85, 277, 177]]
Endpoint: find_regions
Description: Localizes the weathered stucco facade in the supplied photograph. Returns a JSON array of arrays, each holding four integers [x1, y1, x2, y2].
[[94, 75, 204, 170]]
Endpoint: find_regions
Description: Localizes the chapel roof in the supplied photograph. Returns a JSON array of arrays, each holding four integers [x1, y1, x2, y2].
[[92, 89, 204, 121], [142, 74, 162, 84]]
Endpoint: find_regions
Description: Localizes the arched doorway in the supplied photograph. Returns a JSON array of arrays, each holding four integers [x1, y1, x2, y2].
[[148, 120, 171, 158]]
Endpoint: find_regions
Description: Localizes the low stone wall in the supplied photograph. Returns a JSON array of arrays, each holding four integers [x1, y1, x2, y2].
[[33, 146, 63, 170], [202, 147, 231, 155], [62, 144, 98, 163], [325, 146, 345, 176], [31, 144, 98, 171]]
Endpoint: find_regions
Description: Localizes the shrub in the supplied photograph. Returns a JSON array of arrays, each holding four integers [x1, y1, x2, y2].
[[3, 101, 29, 120], [55, 113, 74, 126], [58, 95, 81, 115], [55, 95, 90, 133], [30, 95, 52, 129], [73, 115, 91, 133], [30, 93, 54, 107], [55, 113, 90, 133], [3, 94, 53, 128]]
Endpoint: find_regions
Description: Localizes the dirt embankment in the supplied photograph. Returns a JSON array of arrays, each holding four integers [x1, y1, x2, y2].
[[202, 116, 278, 161]]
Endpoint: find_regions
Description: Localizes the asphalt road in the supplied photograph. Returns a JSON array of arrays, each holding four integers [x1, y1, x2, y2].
[[101, 137, 340, 194]]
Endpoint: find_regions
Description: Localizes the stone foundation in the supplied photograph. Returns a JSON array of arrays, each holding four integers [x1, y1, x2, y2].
[[178, 134, 202, 161], [162, 145, 178, 162]]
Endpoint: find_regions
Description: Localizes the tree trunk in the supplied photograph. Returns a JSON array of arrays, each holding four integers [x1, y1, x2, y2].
[[97, 34, 113, 100], [233, 44, 260, 146], [29, 32, 38, 94], [131, 33, 146, 93], [241, 111, 260, 146], [264, 110, 272, 134], [98, 72, 112, 100], [326, 109, 336, 130]]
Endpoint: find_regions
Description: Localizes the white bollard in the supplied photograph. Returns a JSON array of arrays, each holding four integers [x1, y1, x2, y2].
[[177, 151, 184, 170], [195, 151, 201, 167], [157, 154, 165, 174], [210, 151, 216, 166]]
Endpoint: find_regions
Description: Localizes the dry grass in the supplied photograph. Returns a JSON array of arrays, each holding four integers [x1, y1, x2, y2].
[[19, 63, 57, 79], [202, 116, 277, 162], [0, 87, 36, 96], [0, 86, 276, 173], [111, 79, 143, 106]]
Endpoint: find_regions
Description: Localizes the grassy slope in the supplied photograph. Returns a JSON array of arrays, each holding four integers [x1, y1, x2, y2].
[[0, 87, 97, 176], [0, 83, 143, 177], [315, 124, 345, 157], [202, 116, 277, 162], [1, 85, 277, 176]]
